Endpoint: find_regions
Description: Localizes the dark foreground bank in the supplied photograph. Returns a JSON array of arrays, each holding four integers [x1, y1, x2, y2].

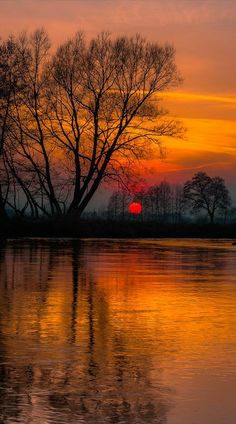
[[1, 217, 236, 239]]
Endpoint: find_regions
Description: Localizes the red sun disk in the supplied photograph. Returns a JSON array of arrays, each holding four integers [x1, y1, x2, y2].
[[129, 202, 142, 214]]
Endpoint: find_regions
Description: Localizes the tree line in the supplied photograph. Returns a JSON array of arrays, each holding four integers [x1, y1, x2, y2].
[[0, 29, 182, 220], [107, 172, 233, 224]]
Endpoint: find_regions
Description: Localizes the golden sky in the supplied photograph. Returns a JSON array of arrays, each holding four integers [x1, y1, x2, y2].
[[1, 0, 236, 190]]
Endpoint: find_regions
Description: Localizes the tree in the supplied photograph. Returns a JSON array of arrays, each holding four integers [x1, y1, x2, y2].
[[170, 184, 185, 223], [1, 30, 182, 218], [107, 189, 131, 220], [139, 182, 184, 222], [144, 185, 159, 219], [48, 32, 183, 217], [0, 37, 26, 218], [2, 30, 63, 217], [183, 172, 231, 223]]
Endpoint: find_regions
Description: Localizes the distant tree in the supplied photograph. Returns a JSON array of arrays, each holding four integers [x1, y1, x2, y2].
[[183, 172, 231, 223], [144, 185, 159, 219], [225, 207, 236, 223], [142, 182, 184, 222], [171, 184, 185, 223], [157, 181, 172, 221], [107, 189, 131, 220]]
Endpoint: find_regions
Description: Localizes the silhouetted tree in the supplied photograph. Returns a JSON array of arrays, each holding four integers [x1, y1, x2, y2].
[[183, 172, 231, 223], [6, 30, 62, 217], [170, 184, 185, 223], [107, 189, 131, 220], [45, 31, 182, 216], [0, 30, 183, 218], [0, 37, 26, 218], [140, 182, 184, 222], [144, 185, 159, 219], [157, 181, 172, 221], [49, 33, 183, 215]]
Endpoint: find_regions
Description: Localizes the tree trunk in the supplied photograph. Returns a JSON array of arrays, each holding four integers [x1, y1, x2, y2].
[[209, 212, 214, 224], [0, 184, 7, 221]]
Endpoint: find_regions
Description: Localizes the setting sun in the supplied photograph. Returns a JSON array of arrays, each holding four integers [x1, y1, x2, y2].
[[129, 202, 142, 214]]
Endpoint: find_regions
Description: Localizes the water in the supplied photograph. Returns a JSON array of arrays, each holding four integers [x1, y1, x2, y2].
[[0, 238, 236, 424]]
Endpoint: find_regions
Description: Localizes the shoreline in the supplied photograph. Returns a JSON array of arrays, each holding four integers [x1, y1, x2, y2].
[[1, 218, 236, 240]]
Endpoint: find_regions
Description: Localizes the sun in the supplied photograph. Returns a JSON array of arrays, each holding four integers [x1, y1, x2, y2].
[[129, 202, 142, 214]]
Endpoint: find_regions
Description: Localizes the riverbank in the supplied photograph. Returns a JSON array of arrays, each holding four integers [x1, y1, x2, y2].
[[1, 217, 236, 239]]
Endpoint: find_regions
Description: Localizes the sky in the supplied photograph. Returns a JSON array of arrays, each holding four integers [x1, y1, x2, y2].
[[1, 0, 236, 199]]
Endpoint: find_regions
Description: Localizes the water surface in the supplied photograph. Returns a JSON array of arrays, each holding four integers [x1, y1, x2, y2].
[[0, 238, 236, 423]]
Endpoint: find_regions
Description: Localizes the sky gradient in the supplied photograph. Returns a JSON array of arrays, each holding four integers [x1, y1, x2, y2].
[[1, 0, 236, 196]]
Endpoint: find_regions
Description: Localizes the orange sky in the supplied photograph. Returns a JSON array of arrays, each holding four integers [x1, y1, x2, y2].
[[1, 0, 236, 194]]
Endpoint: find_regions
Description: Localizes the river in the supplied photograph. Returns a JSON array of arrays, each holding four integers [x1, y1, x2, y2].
[[0, 238, 236, 423]]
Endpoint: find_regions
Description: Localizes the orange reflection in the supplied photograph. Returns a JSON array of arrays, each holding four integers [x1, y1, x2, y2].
[[0, 239, 236, 423]]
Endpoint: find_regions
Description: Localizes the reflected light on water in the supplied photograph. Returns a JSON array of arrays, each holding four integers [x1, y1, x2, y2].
[[0, 239, 236, 423]]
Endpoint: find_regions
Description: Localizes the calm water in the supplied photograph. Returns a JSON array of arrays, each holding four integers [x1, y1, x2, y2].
[[0, 238, 236, 424]]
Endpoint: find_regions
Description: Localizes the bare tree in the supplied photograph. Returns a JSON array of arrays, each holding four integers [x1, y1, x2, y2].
[[184, 172, 231, 223], [1, 30, 182, 218], [0, 37, 25, 218], [0, 29, 67, 218], [171, 184, 185, 223], [157, 181, 172, 221], [47, 32, 182, 217], [107, 189, 131, 220], [144, 185, 159, 219], [142, 182, 184, 222]]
